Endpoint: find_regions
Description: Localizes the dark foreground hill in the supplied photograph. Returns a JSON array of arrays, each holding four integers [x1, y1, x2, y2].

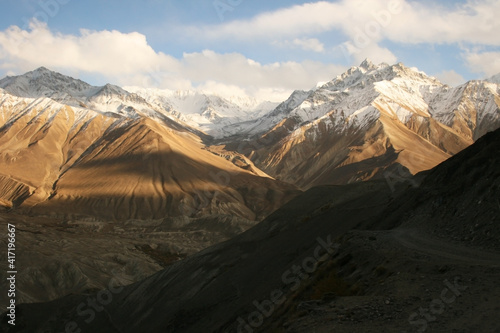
[[2, 129, 500, 332]]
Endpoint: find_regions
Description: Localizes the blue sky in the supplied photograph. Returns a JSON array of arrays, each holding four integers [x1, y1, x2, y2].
[[0, 0, 499, 101]]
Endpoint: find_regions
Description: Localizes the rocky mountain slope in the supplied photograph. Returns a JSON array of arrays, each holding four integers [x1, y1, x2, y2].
[[0, 68, 299, 221], [224, 59, 500, 189], [5, 123, 499, 333]]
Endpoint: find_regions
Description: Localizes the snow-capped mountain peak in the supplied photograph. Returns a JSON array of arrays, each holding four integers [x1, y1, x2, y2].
[[31, 66, 53, 76], [96, 83, 129, 97], [232, 60, 500, 191], [0, 68, 160, 120], [0, 67, 95, 100], [359, 58, 378, 71]]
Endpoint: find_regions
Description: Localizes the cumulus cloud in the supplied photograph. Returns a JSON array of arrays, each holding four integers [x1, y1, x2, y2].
[[0, 21, 177, 76], [179, 50, 343, 90], [0, 21, 345, 101], [195, 81, 293, 102]]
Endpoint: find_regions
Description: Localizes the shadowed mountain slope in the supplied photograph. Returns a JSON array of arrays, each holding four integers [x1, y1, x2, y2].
[[5, 127, 499, 332], [0, 69, 299, 221]]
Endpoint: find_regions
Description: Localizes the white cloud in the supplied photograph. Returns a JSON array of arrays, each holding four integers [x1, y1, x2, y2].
[[194, 0, 500, 46], [292, 38, 325, 53], [272, 37, 325, 53], [337, 41, 397, 66], [464, 50, 500, 77], [0, 21, 178, 76], [179, 50, 344, 91], [433, 70, 466, 87], [0, 21, 345, 101], [384, 0, 500, 46], [191, 1, 343, 41], [187, 0, 500, 67], [185, 0, 405, 65], [2, 1, 498, 101]]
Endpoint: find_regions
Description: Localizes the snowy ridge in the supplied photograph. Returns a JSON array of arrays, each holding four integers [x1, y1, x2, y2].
[[0, 63, 499, 143], [0, 67, 279, 139], [237, 59, 499, 144], [232, 59, 500, 190], [425, 80, 500, 140], [126, 87, 278, 138], [0, 88, 127, 136], [0, 68, 203, 133], [224, 59, 446, 140], [0, 67, 142, 117], [0, 67, 96, 100]]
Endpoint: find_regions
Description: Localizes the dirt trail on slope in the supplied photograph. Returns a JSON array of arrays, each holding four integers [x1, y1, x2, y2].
[[389, 228, 500, 266]]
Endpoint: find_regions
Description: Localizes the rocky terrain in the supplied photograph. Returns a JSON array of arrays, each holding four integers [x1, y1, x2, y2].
[[2, 126, 499, 333], [0, 210, 256, 306]]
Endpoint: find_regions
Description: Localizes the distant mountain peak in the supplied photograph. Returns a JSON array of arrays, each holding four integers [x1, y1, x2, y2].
[[97, 83, 129, 96], [33, 66, 52, 73], [323, 60, 442, 94], [0, 66, 93, 99], [359, 58, 376, 70], [0, 68, 137, 110], [28, 66, 70, 81]]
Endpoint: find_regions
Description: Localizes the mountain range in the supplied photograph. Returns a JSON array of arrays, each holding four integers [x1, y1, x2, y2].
[[224, 59, 500, 189], [3, 100, 500, 333], [0, 67, 298, 221], [0, 60, 500, 332], [1, 60, 499, 221]]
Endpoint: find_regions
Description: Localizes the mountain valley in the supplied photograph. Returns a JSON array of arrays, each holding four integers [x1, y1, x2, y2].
[[3, 119, 500, 333]]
